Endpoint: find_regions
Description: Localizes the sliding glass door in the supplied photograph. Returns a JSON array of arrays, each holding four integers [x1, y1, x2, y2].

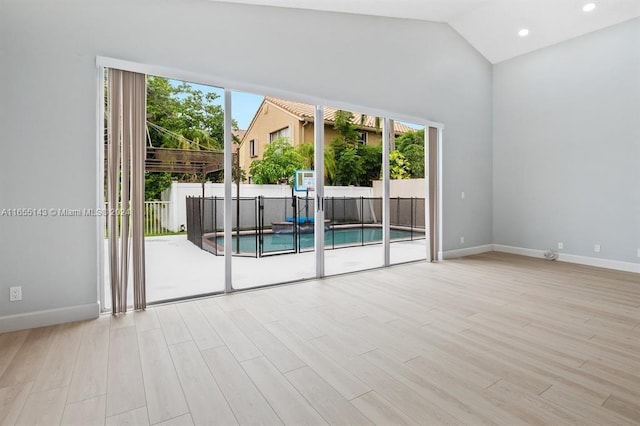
[[102, 72, 228, 309], [322, 107, 385, 276], [99, 59, 441, 312], [230, 92, 316, 289], [388, 121, 429, 265]]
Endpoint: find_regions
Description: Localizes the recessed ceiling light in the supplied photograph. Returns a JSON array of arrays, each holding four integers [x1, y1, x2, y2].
[[518, 29, 529, 37], [583, 3, 596, 12]]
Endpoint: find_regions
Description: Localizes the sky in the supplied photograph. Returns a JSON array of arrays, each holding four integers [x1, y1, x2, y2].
[[179, 80, 422, 131]]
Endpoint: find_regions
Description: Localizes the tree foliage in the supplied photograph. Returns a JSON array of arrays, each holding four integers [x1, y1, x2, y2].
[[144, 172, 172, 201], [296, 142, 314, 170], [333, 146, 364, 186], [249, 138, 304, 184], [328, 117, 423, 184], [389, 150, 411, 179], [146, 77, 231, 150], [395, 128, 425, 178], [358, 144, 383, 186], [295, 142, 336, 183], [333, 110, 360, 146], [328, 111, 382, 186], [144, 76, 237, 198]]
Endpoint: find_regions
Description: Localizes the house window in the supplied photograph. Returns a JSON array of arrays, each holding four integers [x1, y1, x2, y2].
[[269, 126, 291, 143], [357, 131, 368, 145], [249, 139, 257, 158]]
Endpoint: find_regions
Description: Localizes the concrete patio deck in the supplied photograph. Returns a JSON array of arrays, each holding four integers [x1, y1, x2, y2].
[[104, 234, 427, 308]]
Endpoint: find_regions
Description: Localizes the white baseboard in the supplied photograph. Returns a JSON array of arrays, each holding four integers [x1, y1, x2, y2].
[[443, 244, 494, 259], [557, 253, 640, 273], [0, 302, 100, 333], [493, 244, 640, 274], [492, 244, 546, 258]]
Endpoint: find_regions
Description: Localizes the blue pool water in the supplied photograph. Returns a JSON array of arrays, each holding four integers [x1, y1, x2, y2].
[[215, 227, 421, 254]]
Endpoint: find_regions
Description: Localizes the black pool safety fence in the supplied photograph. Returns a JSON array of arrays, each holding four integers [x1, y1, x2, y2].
[[186, 196, 425, 258]]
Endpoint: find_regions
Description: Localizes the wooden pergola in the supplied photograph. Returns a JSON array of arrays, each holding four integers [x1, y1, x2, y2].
[[144, 146, 226, 174], [104, 145, 228, 175]]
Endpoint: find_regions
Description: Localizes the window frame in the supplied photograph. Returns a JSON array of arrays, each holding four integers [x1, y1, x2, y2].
[[269, 126, 291, 143], [357, 130, 368, 145]]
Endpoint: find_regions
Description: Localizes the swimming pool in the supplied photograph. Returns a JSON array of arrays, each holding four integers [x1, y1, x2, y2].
[[210, 227, 423, 255]]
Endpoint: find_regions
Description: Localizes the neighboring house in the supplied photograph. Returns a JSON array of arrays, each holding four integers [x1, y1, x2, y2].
[[232, 129, 246, 142], [239, 97, 413, 181]]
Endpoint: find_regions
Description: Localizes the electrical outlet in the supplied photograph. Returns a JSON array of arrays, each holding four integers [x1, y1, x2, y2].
[[460, 236, 465, 244], [594, 244, 601, 253], [637, 248, 640, 258], [9, 286, 22, 302], [557, 242, 564, 250], [461, 192, 465, 200]]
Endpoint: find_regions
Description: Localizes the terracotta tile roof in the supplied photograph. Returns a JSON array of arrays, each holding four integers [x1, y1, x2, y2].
[[265, 97, 414, 134]]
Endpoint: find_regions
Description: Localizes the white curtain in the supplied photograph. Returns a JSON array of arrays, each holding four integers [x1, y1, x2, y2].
[[107, 69, 146, 314]]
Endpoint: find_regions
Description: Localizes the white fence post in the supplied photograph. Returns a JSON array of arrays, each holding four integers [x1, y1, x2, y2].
[[144, 201, 171, 235], [104, 200, 172, 236]]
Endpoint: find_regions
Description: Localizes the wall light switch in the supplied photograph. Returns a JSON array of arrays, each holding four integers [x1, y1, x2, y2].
[[557, 242, 563, 250], [460, 236, 465, 244], [461, 192, 465, 200], [637, 248, 640, 258]]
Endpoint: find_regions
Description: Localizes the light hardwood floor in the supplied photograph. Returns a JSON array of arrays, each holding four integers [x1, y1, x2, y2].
[[1, 252, 639, 425]]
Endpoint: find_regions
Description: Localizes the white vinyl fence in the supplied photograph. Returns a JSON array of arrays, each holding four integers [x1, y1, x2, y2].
[[161, 182, 375, 233], [104, 201, 173, 236], [145, 201, 171, 235]]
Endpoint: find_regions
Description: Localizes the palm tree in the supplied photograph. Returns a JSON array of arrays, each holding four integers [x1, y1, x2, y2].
[[295, 142, 336, 183]]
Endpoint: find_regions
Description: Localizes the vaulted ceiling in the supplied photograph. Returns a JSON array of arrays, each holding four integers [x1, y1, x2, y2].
[[211, 0, 640, 63]]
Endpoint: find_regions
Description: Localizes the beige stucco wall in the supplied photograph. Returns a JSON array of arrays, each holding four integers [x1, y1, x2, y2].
[[239, 102, 301, 176], [302, 122, 383, 147]]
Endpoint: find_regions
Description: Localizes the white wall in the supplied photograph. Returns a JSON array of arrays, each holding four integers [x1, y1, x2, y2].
[[493, 18, 640, 265], [372, 179, 426, 198], [161, 182, 374, 232], [0, 0, 492, 328]]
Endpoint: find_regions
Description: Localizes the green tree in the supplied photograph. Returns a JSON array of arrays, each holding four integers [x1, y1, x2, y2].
[[356, 144, 382, 186], [144, 172, 172, 201], [147, 78, 230, 150], [171, 82, 227, 149], [331, 111, 366, 185], [295, 142, 336, 183], [389, 150, 411, 179], [146, 76, 181, 148], [144, 76, 238, 198], [395, 129, 425, 178], [333, 110, 360, 146], [249, 138, 304, 184], [330, 110, 387, 186], [296, 142, 314, 169], [333, 146, 364, 186], [267, 110, 415, 188]]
